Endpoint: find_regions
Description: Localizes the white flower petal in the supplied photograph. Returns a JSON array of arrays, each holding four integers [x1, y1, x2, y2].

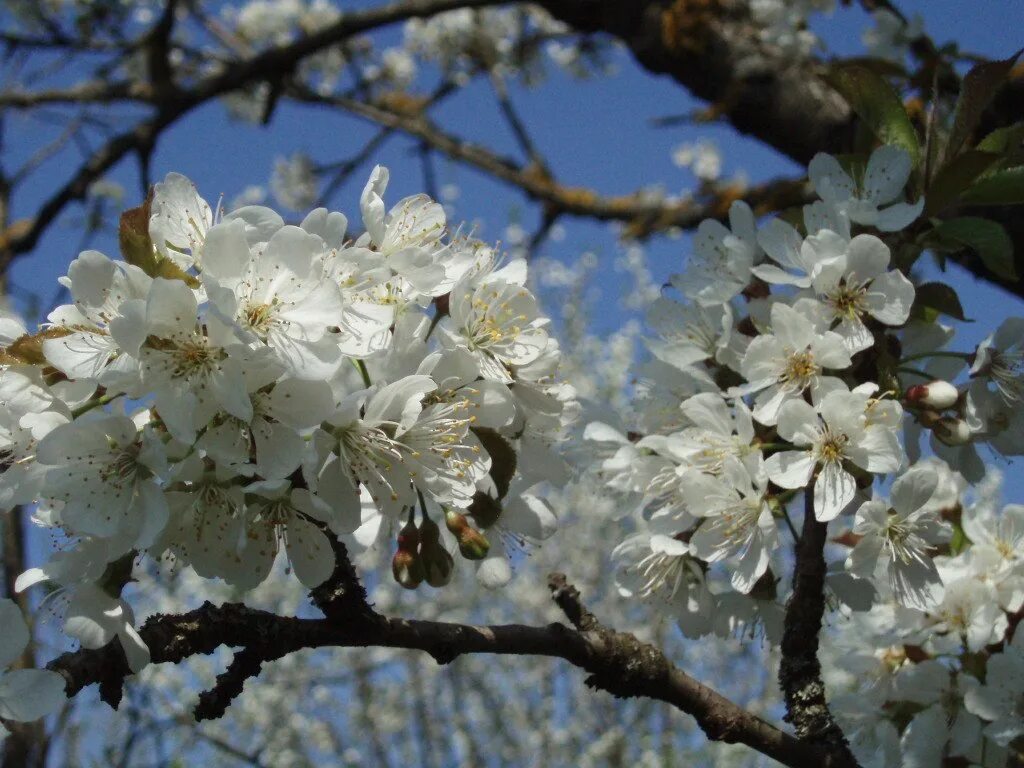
[[865, 269, 915, 325], [864, 145, 912, 205], [0, 669, 66, 722], [814, 463, 855, 521], [764, 451, 815, 489], [286, 514, 335, 588], [890, 466, 939, 516], [0, 600, 29, 669]]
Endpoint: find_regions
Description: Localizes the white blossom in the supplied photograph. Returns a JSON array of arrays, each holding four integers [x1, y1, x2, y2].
[[736, 300, 852, 425], [766, 387, 903, 521], [682, 463, 779, 594], [964, 629, 1024, 746], [676, 201, 760, 305], [809, 145, 924, 231], [848, 465, 948, 609]]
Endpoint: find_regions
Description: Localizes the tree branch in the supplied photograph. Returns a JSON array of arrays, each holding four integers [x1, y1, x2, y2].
[[0, 81, 145, 108], [536, 0, 854, 165], [46, 576, 848, 768], [308, 527, 382, 624], [535, 0, 1024, 298], [778, 493, 858, 766], [289, 83, 812, 237]]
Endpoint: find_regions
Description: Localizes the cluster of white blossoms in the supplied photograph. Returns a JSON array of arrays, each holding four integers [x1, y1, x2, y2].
[[747, 0, 837, 58], [0, 166, 573, 697], [589, 144, 1024, 766], [401, 6, 614, 84]]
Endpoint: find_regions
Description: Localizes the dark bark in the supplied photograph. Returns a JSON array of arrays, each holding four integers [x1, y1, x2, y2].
[[45, 576, 852, 768], [778, 494, 858, 766]]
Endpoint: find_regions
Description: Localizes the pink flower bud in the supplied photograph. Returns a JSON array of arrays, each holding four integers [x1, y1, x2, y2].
[[905, 381, 959, 410], [392, 548, 424, 589], [392, 520, 425, 589]]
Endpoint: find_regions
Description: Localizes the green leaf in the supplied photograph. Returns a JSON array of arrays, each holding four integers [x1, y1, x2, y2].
[[960, 165, 1024, 206], [976, 121, 1024, 154], [911, 282, 971, 322], [824, 56, 909, 79], [827, 63, 920, 165], [119, 195, 201, 288], [946, 50, 1023, 160], [948, 520, 971, 556], [924, 149, 1001, 215], [931, 217, 1017, 281], [118, 200, 158, 274]]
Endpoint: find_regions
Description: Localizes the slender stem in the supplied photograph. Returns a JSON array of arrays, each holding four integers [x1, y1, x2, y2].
[[424, 309, 444, 342], [353, 358, 372, 388], [896, 366, 932, 380], [780, 505, 800, 544], [757, 442, 793, 454], [70, 392, 117, 418], [900, 350, 970, 365]]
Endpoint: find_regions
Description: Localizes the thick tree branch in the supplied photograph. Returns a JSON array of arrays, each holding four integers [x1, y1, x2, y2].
[[8, 0, 1017, 295], [46, 576, 848, 768], [536, 0, 854, 165], [535, 0, 1024, 297], [778, 493, 857, 766]]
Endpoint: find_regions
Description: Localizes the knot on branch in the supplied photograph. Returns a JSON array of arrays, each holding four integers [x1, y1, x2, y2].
[[309, 526, 381, 626], [547, 572, 669, 699], [583, 629, 671, 700], [661, 0, 725, 55], [195, 646, 264, 721], [548, 572, 600, 631]]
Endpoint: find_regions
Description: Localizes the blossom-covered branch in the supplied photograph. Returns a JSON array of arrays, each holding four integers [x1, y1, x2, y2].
[[2, 8, 1024, 763]]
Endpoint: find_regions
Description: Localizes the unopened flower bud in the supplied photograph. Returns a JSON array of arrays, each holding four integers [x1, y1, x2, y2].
[[444, 509, 469, 536], [932, 417, 972, 446], [392, 549, 424, 589], [418, 518, 454, 587], [392, 520, 424, 589], [445, 510, 491, 560], [457, 528, 490, 560], [905, 381, 959, 410]]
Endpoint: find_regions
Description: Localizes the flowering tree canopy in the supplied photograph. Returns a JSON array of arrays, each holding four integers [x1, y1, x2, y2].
[[1, 2, 1023, 767]]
